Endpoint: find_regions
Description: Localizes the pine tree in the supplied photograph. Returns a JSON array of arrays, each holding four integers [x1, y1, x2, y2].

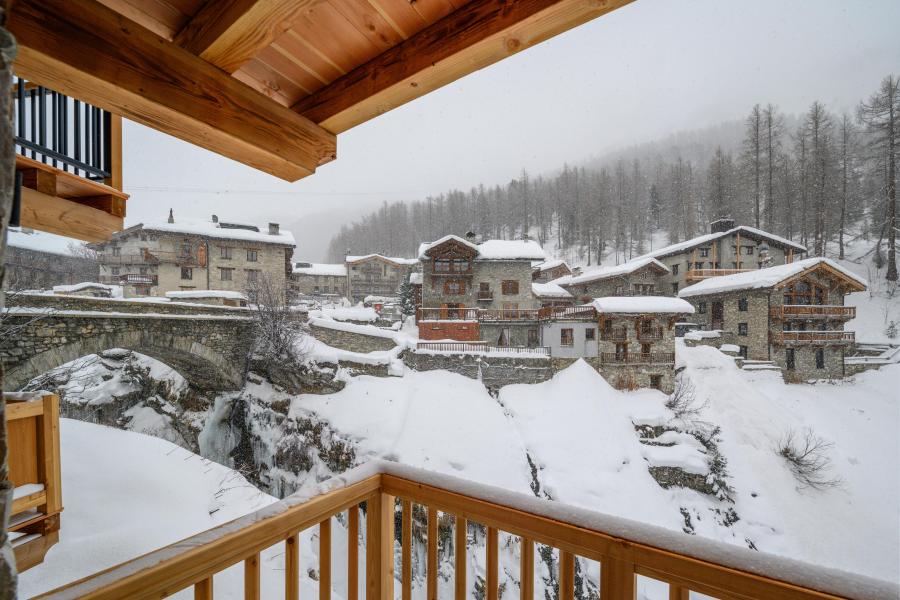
[[398, 273, 416, 317]]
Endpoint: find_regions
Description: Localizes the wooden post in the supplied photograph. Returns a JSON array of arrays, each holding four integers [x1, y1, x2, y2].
[[668, 584, 689, 600], [244, 552, 260, 600], [454, 516, 467, 600], [600, 557, 635, 600], [427, 506, 438, 600], [104, 113, 123, 191], [402, 500, 412, 600], [286, 532, 300, 600], [348, 505, 359, 600], [320, 518, 332, 600], [194, 577, 213, 600], [558, 551, 574, 600], [366, 493, 394, 600], [486, 527, 498, 600], [40, 394, 61, 518], [519, 538, 533, 600]]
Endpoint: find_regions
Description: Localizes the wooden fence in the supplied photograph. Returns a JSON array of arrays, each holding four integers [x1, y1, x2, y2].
[[600, 352, 676, 365], [33, 463, 888, 600], [773, 331, 855, 344], [770, 305, 857, 319]]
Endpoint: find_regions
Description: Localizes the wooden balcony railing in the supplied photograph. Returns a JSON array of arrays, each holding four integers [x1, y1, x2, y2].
[[685, 268, 753, 282], [4, 393, 62, 572], [600, 327, 628, 341], [600, 352, 675, 365], [770, 305, 857, 320], [537, 305, 597, 320], [773, 331, 856, 345], [478, 309, 541, 322], [636, 326, 664, 341], [417, 307, 479, 321], [34, 461, 889, 600], [416, 342, 549, 355]]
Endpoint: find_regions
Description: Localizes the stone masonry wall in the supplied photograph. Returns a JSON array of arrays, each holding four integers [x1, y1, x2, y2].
[[403, 351, 553, 389], [308, 322, 397, 352], [7, 293, 252, 316], [686, 290, 770, 360]]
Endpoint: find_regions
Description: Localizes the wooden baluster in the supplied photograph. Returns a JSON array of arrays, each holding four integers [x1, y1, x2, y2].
[[558, 551, 574, 600], [286, 532, 300, 600], [486, 527, 498, 600], [320, 518, 332, 600], [600, 557, 635, 600], [454, 516, 467, 600], [519, 538, 533, 600], [195, 576, 213, 600], [366, 493, 395, 600], [669, 584, 689, 600], [349, 506, 359, 600], [427, 506, 438, 600], [245, 552, 260, 600], [402, 500, 413, 600]]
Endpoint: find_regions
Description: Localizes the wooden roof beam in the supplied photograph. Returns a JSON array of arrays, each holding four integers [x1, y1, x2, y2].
[[294, 0, 635, 133], [9, 0, 336, 182], [174, 0, 315, 74]]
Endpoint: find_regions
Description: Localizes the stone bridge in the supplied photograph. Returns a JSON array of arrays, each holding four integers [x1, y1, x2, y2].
[[1, 294, 256, 391]]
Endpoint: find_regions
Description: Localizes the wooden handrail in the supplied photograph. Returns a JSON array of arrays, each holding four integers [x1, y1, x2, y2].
[[33, 462, 894, 600], [771, 305, 857, 319]]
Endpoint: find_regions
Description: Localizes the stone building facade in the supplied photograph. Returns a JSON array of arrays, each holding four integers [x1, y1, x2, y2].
[[5, 228, 98, 290], [290, 262, 348, 300], [93, 212, 295, 302], [346, 254, 417, 302], [555, 258, 669, 303], [680, 258, 866, 380]]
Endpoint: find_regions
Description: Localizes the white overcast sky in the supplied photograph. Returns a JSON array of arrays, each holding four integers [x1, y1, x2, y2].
[[122, 0, 900, 260]]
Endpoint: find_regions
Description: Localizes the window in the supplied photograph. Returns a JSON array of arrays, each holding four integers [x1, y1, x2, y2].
[[139, 267, 147, 275], [815, 348, 825, 369], [247, 249, 258, 262], [615, 342, 628, 360], [434, 259, 450, 272], [649, 375, 662, 390], [220, 267, 233, 281], [671, 283, 679, 294], [111, 267, 120, 276], [739, 345, 748, 358], [699, 247, 709, 257], [527, 329, 539, 348], [180, 242, 192, 257], [786, 349, 796, 370], [641, 343, 651, 355], [738, 298, 748, 311], [247, 269, 259, 283], [181, 267, 193, 280], [744, 246, 755, 255], [501, 280, 519, 295], [698, 301, 707, 314], [585, 328, 596, 341], [671, 264, 679, 275], [220, 246, 232, 259], [560, 328, 574, 346], [737, 322, 748, 336], [111, 246, 121, 257], [615, 285, 625, 295], [443, 279, 465, 295]]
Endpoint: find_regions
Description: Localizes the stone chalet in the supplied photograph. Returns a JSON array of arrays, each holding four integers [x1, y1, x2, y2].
[[93, 212, 295, 302], [346, 254, 418, 303], [532, 259, 573, 283], [416, 235, 546, 345], [626, 218, 808, 295], [291, 262, 348, 300], [679, 257, 866, 380], [553, 257, 669, 303], [532, 281, 574, 309]]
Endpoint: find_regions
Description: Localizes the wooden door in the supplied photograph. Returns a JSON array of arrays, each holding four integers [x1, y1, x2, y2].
[[711, 301, 724, 329]]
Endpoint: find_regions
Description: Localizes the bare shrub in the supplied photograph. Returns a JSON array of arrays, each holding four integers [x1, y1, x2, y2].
[[777, 428, 843, 490], [248, 273, 304, 365], [665, 375, 708, 420]]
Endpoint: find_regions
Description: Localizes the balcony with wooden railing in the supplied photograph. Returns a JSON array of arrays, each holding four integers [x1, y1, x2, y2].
[[416, 342, 549, 356], [417, 307, 479, 321], [478, 309, 541, 322], [600, 352, 676, 365], [770, 305, 857, 320], [772, 331, 856, 345], [600, 327, 628, 342], [684, 268, 753, 282], [636, 326, 665, 341], [33, 461, 890, 600], [4, 393, 62, 572], [99, 274, 159, 286], [537, 306, 597, 320]]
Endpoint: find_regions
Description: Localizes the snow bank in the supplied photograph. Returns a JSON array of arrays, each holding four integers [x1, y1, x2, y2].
[[591, 296, 695, 314], [312, 305, 379, 322], [52, 282, 118, 295], [293, 262, 347, 276], [165, 290, 248, 300], [308, 316, 397, 339], [532, 281, 572, 298], [553, 257, 668, 286]]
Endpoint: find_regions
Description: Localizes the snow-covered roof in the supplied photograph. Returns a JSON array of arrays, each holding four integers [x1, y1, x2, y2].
[[293, 262, 347, 277], [52, 282, 115, 293], [409, 272, 423, 285], [591, 296, 695, 314], [417, 235, 546, 261], [346, 254, 418, 266], [533, 258, 570, 273], [134, 217, 295, 246], [554, 257, 669, 287], [165, 290, 248, 300], [8, 227, 87, 257], [532, 282, 572, 298], [678, 257, 867, 298], [631, 226, 807, 263]]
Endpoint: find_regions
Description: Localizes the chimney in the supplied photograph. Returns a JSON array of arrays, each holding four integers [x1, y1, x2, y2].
[[268, 223, 280, 235], [709, 218, 735, 234], [465, 231, 477, 243], [167, 208, 174, 224], [212, 214, 218, 223]]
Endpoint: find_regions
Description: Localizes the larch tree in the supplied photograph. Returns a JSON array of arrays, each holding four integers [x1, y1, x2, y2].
[[762, 104, 785, 230], [742, 104, 764, 228]]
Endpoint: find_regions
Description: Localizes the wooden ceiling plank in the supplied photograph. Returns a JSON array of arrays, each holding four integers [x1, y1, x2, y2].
[[10, 0, 336, 182], [290, 2, 383, 73], [270, 40, 333, 86], [241, 52, 313, 102], [363, 0, 414, 40], [256, 45, 323, 96], [174, 0, 318, 74], [329, 0, 406, 52], [96, 0, 181, 39], [232, 64, 299, 107], [295, 0, 635, 133], [284, 29, 348, 78], [407, 0, 457, 26]]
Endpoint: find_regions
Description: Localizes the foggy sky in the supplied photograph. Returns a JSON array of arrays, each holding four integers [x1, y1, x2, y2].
[[122, 0, 900, 261]]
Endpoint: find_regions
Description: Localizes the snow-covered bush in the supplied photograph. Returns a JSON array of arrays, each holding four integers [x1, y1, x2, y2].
[[665, 375, 708, 420], [777, 428, 843, 490]]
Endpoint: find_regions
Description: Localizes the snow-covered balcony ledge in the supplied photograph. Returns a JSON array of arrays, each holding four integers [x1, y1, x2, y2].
[[34, 460, 897, 600]]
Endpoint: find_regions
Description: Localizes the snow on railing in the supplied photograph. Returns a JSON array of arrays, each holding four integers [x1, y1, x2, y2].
[[416, 342, 550, 356], [34, 460, 898, 600]]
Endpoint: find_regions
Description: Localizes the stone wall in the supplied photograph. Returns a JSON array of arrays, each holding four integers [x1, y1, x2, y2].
[[773, 346, 845, 380], [403, 350, 553, 389], [480, 322, 538, 347], [421, 260, 537, 311], [308, 321, 397, 352], [7, 293, 252, 316], [5, 245, 98, 290], [686, 290, 770, 360]]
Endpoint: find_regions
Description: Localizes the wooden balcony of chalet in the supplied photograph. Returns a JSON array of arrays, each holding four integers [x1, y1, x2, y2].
[[770, 305, 857, 320], [478, 309, 541, 322], [537, 306, 598, 320], [684, 268, 754, 282], [4, 393, 62, 572], [417, 307, 479, 321], [636, 326, 665, 341], [600, 327, 628, 342], [772, 331, 856, 346], [12, 78, 126, 243], [33, 460, 886, 600], [600, 352, 676, 365], [99, 274, 160, 287]]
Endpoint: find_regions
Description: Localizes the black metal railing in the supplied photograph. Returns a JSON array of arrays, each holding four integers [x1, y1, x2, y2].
[[13, 77, 113, 181]]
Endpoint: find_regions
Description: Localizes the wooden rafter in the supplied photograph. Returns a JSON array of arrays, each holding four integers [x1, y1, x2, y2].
[[9, 0, 336, 182], [294, 0, 636, 133], [174, 0, 316, 74]]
